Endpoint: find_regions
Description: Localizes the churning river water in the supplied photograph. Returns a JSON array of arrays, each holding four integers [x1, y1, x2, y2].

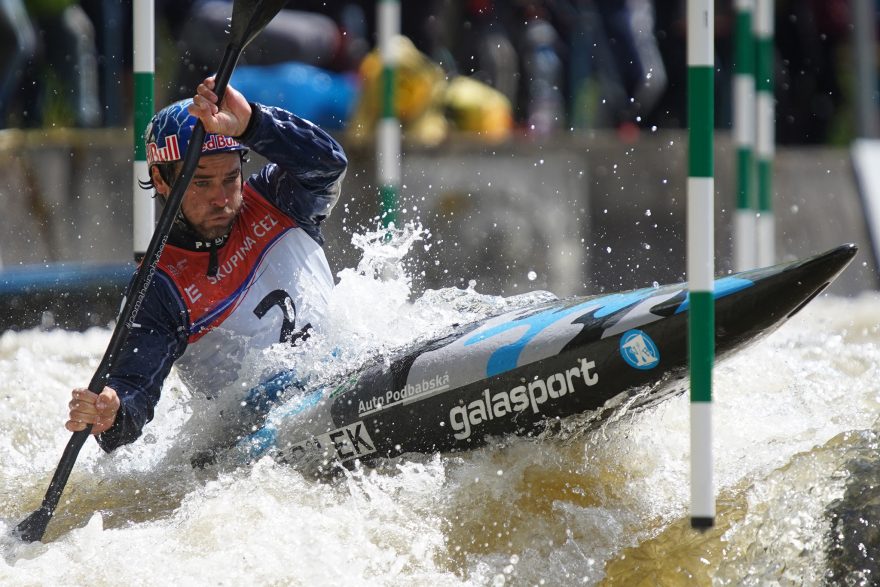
[[1, 228, 878, 586]]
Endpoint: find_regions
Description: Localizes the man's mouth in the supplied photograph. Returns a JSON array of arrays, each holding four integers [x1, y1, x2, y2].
[[209, 212, 233, 223]]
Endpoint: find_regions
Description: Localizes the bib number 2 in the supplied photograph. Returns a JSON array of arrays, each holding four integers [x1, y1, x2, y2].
[[253, 289, 310, 344]]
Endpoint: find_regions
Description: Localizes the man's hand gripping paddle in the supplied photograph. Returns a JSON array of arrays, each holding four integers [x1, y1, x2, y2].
[[14, 0, 288, 543]]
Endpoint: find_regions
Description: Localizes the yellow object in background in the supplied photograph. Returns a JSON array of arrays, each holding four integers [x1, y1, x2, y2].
[[444, 75, 512, 143], [349, 35, 512, 146]]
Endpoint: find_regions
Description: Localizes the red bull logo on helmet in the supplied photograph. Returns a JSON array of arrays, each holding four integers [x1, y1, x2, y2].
[[146, 134, 182, 165], [146, 133, 242, 165], [202, 133, 240, 152]]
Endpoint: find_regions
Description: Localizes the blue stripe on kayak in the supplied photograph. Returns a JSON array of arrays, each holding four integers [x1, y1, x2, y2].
[[464, 289, 656, 378], [244, 369, 304, 413], [240, 387, 324, 461], [464, 300, 599, 378], [243, 426, 277, 461], [272, 387, 323, 419], [675, 277, 754, 314]]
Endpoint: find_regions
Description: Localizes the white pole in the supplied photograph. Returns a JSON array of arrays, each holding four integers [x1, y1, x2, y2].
[[688, 0, 716, 530], [133, 0, 155, 260], [734, 0, 756, 270], [377, 0, 401, 228], [755, 0, 775, 267]]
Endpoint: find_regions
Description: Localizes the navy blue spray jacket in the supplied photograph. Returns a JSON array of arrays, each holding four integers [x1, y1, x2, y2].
[[97, 104, 347, 452]]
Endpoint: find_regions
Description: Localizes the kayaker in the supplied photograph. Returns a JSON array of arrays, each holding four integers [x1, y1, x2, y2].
[[64, 76, 348, 452]]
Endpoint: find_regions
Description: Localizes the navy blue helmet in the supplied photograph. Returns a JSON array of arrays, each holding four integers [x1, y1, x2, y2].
[[145, 99, 247, 166]]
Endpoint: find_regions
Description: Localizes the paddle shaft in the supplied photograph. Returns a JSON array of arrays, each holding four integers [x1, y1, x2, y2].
[[15, 42, 244, 543], [90, 42, 239, 395]]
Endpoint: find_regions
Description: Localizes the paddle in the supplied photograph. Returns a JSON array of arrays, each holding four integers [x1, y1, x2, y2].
[[14, 0, 288, 544]]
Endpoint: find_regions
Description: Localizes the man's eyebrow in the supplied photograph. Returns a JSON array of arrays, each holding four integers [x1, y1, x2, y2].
[[192, 169, 240, 180]]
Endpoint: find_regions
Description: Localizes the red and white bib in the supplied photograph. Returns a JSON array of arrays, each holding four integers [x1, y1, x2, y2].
[[157, 185, 333, 395]]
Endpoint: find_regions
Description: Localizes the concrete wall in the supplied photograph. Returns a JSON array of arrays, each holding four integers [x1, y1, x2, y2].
[[1, 128, 876, 309], [324, 131, 878, 297], [0, 129, 135, 266]]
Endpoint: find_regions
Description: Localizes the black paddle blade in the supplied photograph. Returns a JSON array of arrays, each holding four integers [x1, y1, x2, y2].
[[230, 0, 288, 49], [13, 429, 91, 543], [13, 507, 53, 543]]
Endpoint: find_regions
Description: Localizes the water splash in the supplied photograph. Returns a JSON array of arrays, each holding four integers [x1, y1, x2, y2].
[[1, 238, 878, 587]]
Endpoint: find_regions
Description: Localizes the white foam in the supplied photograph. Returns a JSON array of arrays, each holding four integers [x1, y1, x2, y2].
[[2, 230, 877, 585]]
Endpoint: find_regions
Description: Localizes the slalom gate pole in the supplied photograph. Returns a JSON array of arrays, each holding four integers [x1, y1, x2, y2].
[[132, 0, 155, 261], [734, 0, 756, 271], [755, 0, 775, 267], [377, 0, 400, 228], [687, 0, 716, 530]]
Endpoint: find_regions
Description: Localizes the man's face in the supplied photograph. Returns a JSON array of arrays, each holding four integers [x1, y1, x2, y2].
[[154, 152, 243, 240]]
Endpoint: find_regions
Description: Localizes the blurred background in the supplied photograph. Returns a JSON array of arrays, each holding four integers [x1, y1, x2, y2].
[[1, 0, 879, 330]]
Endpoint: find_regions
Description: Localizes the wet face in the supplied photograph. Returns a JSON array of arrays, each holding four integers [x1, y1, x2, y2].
[[152, 152, 243, 240]]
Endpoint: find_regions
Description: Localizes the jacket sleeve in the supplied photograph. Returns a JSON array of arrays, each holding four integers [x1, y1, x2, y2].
[[96, 270, 189, 452], [237, 103, 348, 245]]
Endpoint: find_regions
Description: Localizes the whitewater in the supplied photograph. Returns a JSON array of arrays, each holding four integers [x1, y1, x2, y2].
[[1, 225, 878, 586]]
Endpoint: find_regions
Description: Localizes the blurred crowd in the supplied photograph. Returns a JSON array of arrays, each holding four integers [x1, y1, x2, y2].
[[0, 0, 867, 144]]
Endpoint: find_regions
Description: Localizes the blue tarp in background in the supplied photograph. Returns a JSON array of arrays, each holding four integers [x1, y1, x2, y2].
[[231, 62, 359, 130]]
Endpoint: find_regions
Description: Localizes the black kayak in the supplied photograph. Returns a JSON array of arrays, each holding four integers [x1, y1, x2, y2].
[[233, 244, 858, 469]]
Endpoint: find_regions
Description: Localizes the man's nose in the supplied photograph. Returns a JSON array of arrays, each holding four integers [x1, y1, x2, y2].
[[208, 187, 229, 207]]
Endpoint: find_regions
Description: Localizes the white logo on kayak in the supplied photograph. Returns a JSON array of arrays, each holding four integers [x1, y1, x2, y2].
[[449, 358, 599, 441], [619, 329, 660, 370], [358, 373, 451, 415], [281, 421, 376, 463]]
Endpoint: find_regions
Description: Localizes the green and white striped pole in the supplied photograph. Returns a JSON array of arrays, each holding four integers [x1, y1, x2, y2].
[[734, 0, 756, 271], [755, 0, 775, 267], [132, 0, 155, 261], [688, 0, 715, 530], [377, 0, 400, 228]]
